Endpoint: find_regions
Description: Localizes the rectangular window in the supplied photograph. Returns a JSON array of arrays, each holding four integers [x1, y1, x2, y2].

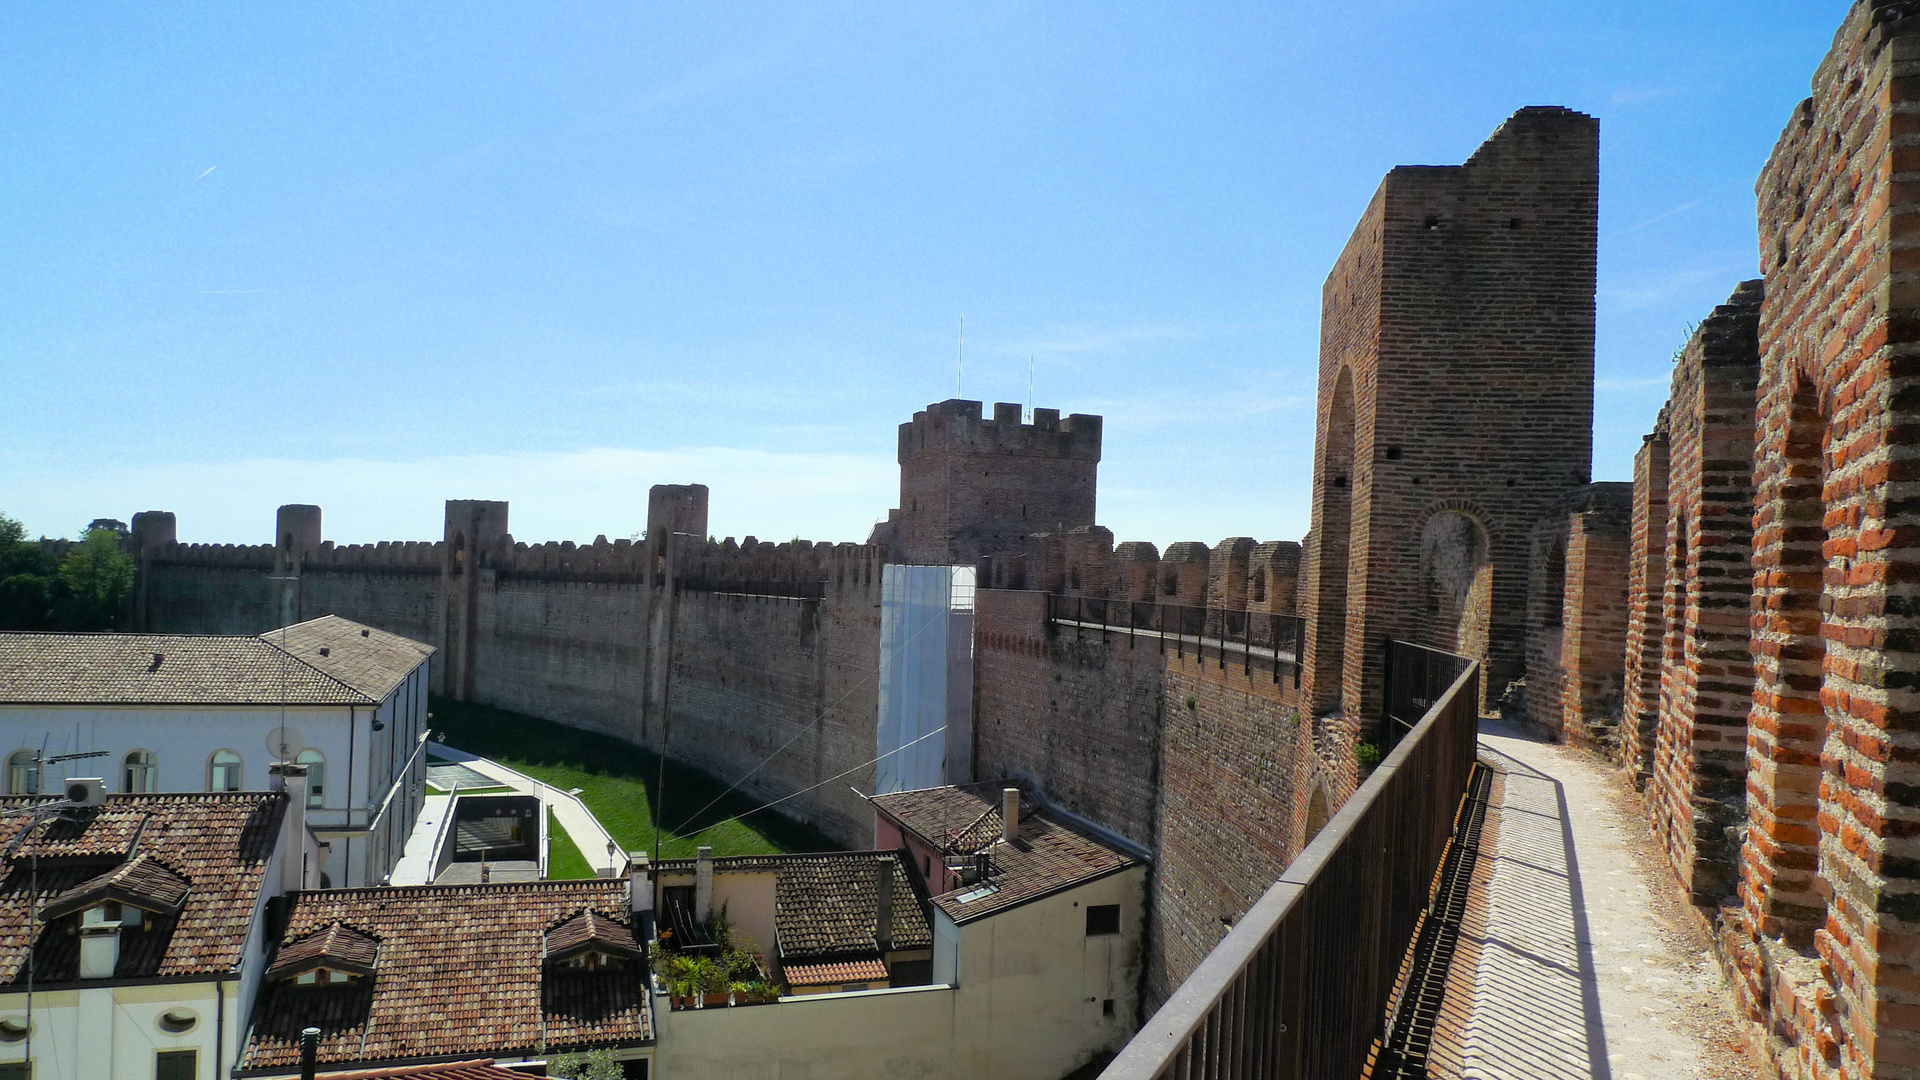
[[0, 1063, 29, 1080], [155, 1050, 196, 1080], [1086, 904, 1120, 936], [620, 1061, 649, 1080]]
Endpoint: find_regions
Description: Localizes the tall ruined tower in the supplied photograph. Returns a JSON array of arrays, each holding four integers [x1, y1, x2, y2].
[[880, 399, 1103, 565], [1299, 106, 1600, 723]]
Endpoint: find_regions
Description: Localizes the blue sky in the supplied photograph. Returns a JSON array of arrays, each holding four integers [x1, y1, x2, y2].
[[0, 2, 1848, 549]]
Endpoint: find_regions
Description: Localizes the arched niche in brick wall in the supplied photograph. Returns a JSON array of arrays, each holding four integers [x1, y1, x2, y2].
[[1746, 376, 1835, 953], [1417, 510, 1493, 663], [1310, 366, 1358, 716]]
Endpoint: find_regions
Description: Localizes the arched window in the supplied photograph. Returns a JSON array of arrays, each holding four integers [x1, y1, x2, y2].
[[297, 749, 326, 809], [122, 750, 157, 794], [209, 750, 242, 792], [5, 752, 37, 796]]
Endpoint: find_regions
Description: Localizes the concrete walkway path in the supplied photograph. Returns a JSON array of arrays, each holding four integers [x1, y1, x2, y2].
[[384, 745, 624, 885], [428, 743, 624, 873], [1428, 719, 1755, 1080]]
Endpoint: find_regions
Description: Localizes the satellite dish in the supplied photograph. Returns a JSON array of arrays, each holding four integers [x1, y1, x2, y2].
[[266, 726, 306, 761]]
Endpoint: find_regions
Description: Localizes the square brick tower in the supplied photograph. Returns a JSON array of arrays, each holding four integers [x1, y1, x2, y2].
[[882, 399, 1103, 566], [1298, 106, 1600, 723]]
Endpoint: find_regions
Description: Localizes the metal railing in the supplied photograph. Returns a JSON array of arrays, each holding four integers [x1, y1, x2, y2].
[[1382, 638, 1472, 756], [1045, 595, 1307, 688], [1098, 659, 1481, 1080]]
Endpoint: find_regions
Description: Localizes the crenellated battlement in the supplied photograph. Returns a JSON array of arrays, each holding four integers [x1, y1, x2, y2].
[[982, 528, 1302, 614], [897, 399, 1103, 463], [885, 399, 1104, 565]]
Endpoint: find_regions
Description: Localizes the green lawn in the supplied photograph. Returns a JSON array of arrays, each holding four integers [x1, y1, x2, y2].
[[546, 807, 599, 880], [430, 696, 841, 860]]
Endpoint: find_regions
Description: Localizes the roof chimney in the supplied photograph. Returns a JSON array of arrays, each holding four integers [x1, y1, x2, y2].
[[1001, 787, 1020, 845], [270, 762, 311, 894], [299, 1026, 321, 1080], [875, 857, 894, 954], [695, 845, 714, 922], [79, 907, 123, 979], [630, 852, 653, 916]]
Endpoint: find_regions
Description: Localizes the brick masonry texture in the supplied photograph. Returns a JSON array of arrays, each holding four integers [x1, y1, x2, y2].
[[1620, 418, 1671, 789], [876, 399, 1102, 566], [971, 584, 1326, 1008], [1299, 106, 1600, 727], [1648, 282, 1762, 909]]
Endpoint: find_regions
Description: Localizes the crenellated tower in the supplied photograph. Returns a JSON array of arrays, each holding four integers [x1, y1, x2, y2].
[[875, 399, 1103, 566]]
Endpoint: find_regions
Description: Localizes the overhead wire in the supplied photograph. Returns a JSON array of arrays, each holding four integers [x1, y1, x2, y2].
[[687, 723, 948, 836], [665, 572, 950, 836]]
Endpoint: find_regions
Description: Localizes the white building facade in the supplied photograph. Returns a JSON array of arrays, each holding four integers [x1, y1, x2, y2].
[[0, 616, 433, 888]]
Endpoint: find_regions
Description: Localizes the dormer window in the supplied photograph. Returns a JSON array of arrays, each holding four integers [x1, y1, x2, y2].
[[543, 910, 640, 971], [268, 922, 379, 986], [82, 901, 126, 928], [293, 967, 362, 986], [559, 950, 629, 971]]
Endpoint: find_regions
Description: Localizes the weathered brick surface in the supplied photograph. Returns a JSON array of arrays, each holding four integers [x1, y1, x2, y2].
[[973, 573, 1323, 1008], [1620, 419, 1671, 787], [1299, 107, 1600, 727], [1563, 492, 1633, 749], [1648, 282, 1762, 908], [1687, 5, 1920, 1077], [878, 399, 1102, 566], [1522, 484, 1630, 744]]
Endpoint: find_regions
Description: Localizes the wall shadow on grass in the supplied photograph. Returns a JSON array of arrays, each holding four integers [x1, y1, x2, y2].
[[430, 695, 843, 860]]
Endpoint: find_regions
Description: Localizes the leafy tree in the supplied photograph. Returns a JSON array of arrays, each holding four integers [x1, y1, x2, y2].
[[548, 1048, 624, 1080], [0, 512, 57, 630], [53, 527, 136, 630]]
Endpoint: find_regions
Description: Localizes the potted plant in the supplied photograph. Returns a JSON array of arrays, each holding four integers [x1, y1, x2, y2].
[[700, 958, 731, 1008]]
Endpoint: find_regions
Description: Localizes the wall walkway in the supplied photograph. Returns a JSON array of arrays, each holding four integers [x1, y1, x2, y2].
[[1430, 720, 1754, 1080]]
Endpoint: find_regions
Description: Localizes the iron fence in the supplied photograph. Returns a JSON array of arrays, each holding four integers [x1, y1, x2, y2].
[[1097, 659, 1481, 1080], [1381, 638, 1472, 756], [1045, 594, 1306, 688]]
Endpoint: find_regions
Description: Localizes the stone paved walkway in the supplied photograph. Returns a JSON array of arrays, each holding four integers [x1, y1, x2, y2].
[[1428, 719, 1755, 1080]]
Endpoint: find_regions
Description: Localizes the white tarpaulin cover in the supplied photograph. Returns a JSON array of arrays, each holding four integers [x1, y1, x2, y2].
[[876, 564, 975, 793]]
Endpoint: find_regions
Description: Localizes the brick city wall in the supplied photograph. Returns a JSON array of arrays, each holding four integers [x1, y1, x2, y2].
[[131, 505, 887, 848], [1299, 106, 1600, 727], [1522, 484, 1630, 743], [1620, 417, 1672, 787], [1645, 281, 1762, 909], [1712, 6, 1920, 1077], [973, 526, 1335, 1007], [1560, 490, 1633, 750]]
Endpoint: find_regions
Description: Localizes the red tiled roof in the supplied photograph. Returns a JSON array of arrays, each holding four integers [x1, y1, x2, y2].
[[545, 909, 640, 964], [0, 792, 284, 983], [772, 851, 931, 958], [870, 782, 1140, 924], [40, 853, 191, 921], [316, 1061, 534, 1080], [268, 922, 380, 980], [242, 881, 650, 1071], [782, 957, 890, 986], [0, 616, 430, 706]]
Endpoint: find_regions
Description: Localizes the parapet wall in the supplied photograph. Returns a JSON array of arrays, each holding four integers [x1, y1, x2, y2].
[[131, 499, 888, 847], [980, 527, 1302, 614]]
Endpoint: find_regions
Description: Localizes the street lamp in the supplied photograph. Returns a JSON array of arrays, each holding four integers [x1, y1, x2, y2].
[[607, 839, 619, 878]]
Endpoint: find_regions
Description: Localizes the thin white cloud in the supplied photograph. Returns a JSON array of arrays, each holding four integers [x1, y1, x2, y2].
[[194, 165, 217, 182]]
